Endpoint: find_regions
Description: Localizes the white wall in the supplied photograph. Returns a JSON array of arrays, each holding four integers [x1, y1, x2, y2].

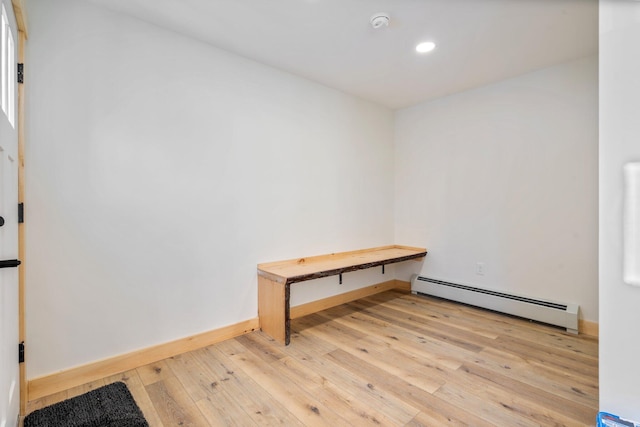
[[25, 0, 394, 379], [395, 56, 599, 322], [599, 0, 640, 418]]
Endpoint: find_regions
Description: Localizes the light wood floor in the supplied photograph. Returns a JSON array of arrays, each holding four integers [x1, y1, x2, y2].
[[27, 290, 599, 426]]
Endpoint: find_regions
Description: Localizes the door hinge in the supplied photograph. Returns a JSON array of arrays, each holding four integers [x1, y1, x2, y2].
[[17, 63, 24, 84], [18, 203, 24, 223], [19, 342, 24, 364]]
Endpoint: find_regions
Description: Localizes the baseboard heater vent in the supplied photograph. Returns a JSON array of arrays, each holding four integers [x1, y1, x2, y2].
[[411, 275, 579, 334]]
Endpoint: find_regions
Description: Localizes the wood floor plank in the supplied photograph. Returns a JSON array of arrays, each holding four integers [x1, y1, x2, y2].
[[332, 302, 486, 354], [433, 382, 553, 427], [213, 336, 249, 356], [277, 345, 420, 425], [227, 345, 351, 426], [26, 290, 598, 426], [458, 363, 597, 425], [377, 292, 560, 333], [103, 369, 165, 427], [404, 409, 472, 427], [324, 348, 496, 427], [287, 328, 338, 357], [275, 355, 400, 427], [293, 312, 369, 346], [202, 338, 306, 425], [268, 327, 422, 425], [137, 360, 175, 386], [235, 332, 290, 363], [364, 293, 502, 340], [357, 296, 599, 388], [352, 294, 599, 403], [297, 316, 446, 394], [323, 302, 481, 372], [391, 292, 598, 357], [164, 351, 222, 403], [201, 345, 306, 426], [145, 376, 209, 426], [65, 378, 105, 399], [437, 361, 590, 426], [492, 334, 598, 375], [196, 391, 258, 427], [475, 347, 599, 407], [25, 390, 68, 413]]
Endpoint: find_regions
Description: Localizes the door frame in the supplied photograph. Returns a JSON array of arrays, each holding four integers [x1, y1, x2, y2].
[[10, 0, 26, 417]]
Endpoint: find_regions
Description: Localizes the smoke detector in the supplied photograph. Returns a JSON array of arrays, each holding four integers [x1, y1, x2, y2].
[[370, 13, 390, 29]]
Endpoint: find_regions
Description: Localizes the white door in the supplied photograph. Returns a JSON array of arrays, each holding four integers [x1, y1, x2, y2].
[[0, 0, 20, 425]]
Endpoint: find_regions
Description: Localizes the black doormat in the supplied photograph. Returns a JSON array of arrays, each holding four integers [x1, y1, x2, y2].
[[24, 381, 149, 427]]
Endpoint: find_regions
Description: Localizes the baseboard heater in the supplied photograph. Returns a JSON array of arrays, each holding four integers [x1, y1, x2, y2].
[[411, 275, 579, 334]]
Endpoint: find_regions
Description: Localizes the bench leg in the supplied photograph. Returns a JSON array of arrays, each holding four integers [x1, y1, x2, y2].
[[258, 276, 290, 345]]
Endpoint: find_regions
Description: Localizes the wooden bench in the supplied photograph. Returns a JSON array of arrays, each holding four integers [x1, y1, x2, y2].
[[257, 245, 427, 345]]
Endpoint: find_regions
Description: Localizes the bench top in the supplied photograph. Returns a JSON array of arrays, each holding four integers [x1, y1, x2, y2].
[[257, 245, 427, 284]]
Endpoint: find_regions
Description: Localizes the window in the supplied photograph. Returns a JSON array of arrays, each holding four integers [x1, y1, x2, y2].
[[1, 3, 15, 128]]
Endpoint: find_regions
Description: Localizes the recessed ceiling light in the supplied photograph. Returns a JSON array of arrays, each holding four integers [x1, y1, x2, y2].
[[416, 41, 436, 54]]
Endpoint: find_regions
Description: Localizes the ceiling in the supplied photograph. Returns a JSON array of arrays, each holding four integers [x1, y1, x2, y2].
[[84, 0, 598, 110]]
